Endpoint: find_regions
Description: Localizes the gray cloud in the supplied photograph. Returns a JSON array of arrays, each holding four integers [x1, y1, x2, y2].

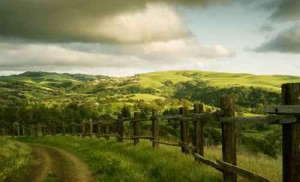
[[0, 43, 147, 69], [271, 0, 300, 21], [258, 24, 275, 33], [255, 24, 300, 53], [0, 0, 229, 44]]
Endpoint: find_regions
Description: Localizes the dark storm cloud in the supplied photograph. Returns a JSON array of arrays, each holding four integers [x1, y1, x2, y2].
[[254, 0, 300, 53], [255, 24, 300, 53], [258, 24, 275, 33], [0, 0, 229, 43], [271, 0, 300, 21]]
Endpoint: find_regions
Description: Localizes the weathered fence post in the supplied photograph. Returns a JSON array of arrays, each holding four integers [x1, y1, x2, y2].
[[194, 103, 204, 157], [89, 119, 93, 137], [105, 116, 110, 140], [53, 123, 56, 136], [152, 109, 159, 148], [62, 121, 66, 136], [16, 123, 20, 136], [28, 125, 31, 136], [180, 107, 190, 154], [22, 125, 26, 136], [72, 124, 75, 136], [42, 124, 46, 136], [118, 115, 124, 142], [221, 96, 237, 182], [133, 112, 140, 145], [282, 83, 300, 182], [11, 124, 15, 138], [35, 124, 38, 136], [97, 121, 102, 138], [82, 121, 85, 137]]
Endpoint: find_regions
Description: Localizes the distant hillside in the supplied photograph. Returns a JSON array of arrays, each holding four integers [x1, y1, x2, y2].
[[139, 70, 300, 92], [0, 70, 299, 114]]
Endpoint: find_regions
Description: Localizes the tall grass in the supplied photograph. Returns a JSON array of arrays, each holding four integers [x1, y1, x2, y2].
[[0, 137, 31, 182], [18, 136, 221, 182], [204, 146, 281, 182], [18, 136, 282, 182]]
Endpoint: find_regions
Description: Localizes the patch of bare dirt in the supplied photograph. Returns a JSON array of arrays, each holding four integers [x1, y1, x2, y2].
[[18, 144, 93, 182]]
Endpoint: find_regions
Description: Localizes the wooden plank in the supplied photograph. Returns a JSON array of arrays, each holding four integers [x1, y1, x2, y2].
[[193, 154, 223, 172], [221, 115, 297, 124], [178, 141, 195, 151], [120, 137, 133, 140], [134, 118, 150, 122], [96, 134, 119, 137], [71, 123, 82, 126], [194, 103, 204, 157], [117, 115, 123, 142], [152, 140, 180, 147], [133, 112, 140, 145], [158, 115, 181, 120], [105, 116, 110, 140], [193, 112, 218, 119], [97, 121, 102, 137], [131, 136, 154, 139], [281, 83, 300, 182], [266, 105, 300, 114], [152, 109, 159, 148], [82, 122, 85, 137], [101, 121, 118, 125], [216, 160, 271, 182], [89, 119, 93, 137], [121, 118, 132, 122], [221, 96, 237, 182], [180, 107, 190, 154]]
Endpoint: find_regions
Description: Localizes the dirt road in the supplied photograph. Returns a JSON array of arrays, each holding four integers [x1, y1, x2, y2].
[[18, 144, 93, 182]]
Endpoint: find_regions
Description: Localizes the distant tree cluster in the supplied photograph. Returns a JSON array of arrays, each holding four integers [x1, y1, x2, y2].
[[173, 81, 280, 113], [0, 101, 104, 128]]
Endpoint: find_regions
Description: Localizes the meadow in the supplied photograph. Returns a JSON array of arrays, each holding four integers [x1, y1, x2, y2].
[[17, 136, 281, 182]]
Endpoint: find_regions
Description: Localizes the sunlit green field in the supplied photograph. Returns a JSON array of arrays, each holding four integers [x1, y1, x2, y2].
[[139, 70, 300, 92]]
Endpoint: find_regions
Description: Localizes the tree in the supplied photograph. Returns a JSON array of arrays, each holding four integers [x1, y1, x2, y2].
[[121, 104, 131, 118]]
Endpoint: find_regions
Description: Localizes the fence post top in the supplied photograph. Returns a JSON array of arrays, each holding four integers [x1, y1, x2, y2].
[[282, 82, 300, 87], [134, 112, 140, 118], [282, 82, 300, 105]]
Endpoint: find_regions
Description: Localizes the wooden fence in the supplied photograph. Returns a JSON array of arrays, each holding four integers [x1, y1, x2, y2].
[[1, 83, 300, 182]]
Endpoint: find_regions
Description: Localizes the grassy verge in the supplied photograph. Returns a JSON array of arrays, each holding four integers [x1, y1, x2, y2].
[[17, 136, 281, 182], [0, 137, 32, 182], [204, 146, 281, 182], [18, 136, 221, 182]]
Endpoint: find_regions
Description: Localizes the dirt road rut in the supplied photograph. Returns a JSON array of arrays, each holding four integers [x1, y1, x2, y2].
[[19, 144, 93, 182]]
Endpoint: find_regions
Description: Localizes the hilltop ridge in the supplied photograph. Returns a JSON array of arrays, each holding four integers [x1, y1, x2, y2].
[[0, 70, 299, 113]]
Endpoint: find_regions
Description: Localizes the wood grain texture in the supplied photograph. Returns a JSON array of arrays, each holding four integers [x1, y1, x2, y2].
[[221, 96, 237, 182]]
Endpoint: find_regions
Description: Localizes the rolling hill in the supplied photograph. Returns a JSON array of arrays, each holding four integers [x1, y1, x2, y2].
[[0, 70, 299, 114]]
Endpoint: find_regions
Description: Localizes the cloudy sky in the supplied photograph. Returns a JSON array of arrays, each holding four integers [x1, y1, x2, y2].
[[0, 0, 300, 76]]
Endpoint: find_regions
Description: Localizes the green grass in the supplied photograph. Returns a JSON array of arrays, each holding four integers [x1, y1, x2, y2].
[[18, 136, 221, 182], [17, 136, 281, 182], [0, 137, 32, 181], [204, 146, 281, 182], [127, 94, 165, 102], [139, 70, 300, 91], [139, 71, 193, 88]]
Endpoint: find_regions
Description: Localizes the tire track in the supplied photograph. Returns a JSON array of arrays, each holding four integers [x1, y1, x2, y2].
[[18, 144, 93, 182]]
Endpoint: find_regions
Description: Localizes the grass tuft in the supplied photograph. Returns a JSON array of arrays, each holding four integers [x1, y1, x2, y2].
[[0, 137, 32, 181]]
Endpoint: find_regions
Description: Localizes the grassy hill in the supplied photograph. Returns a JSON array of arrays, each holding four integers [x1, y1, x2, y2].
[[0, 70, 299, 114], [139, 70, 300, 92]]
